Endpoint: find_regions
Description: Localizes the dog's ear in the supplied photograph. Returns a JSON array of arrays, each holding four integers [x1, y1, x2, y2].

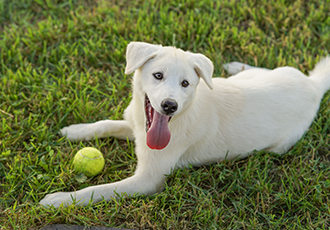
[[125, 42, 162, 74], [190, 53, 214, 90]]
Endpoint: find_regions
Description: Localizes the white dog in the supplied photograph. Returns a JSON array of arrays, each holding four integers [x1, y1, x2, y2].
[[40, 42, 330, 207]]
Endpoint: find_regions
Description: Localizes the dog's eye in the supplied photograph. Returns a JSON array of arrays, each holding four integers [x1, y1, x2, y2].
[[153, 72, 163, 80], [181, 80, 189, 87]]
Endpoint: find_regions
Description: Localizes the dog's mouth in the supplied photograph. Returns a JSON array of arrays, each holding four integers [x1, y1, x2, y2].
[[145, 94, 171, 150]]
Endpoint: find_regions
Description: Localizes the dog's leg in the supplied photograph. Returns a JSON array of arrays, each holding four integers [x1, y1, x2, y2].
[[223, 62, 269, 75], [40, 144, 185, 208], [60, 120, 134, 141], [39, 174, 158, 207]]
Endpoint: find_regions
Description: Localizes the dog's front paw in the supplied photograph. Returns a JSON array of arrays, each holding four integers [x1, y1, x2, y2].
[[60, 124, 96, 141], [39, 192, 76, 208]]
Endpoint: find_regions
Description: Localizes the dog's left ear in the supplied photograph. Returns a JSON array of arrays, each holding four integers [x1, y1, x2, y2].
[[125, 42, 162, 74], [190, 53, 214, 90]]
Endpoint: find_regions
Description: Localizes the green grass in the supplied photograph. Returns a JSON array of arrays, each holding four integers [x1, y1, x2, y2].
[[1, 0, 330, 229]]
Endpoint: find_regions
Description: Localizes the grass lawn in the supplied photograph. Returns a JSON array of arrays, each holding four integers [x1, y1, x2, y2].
[[1, 0, 330, 229]]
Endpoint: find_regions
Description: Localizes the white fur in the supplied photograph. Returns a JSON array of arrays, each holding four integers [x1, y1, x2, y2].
[[40, 42, 330, 207]]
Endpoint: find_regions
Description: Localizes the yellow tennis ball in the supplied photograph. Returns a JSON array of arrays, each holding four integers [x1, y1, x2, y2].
[[73, 147, 105, 177]]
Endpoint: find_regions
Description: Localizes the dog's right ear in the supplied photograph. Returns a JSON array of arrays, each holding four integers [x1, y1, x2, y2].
[[125, 42, 162, 74]]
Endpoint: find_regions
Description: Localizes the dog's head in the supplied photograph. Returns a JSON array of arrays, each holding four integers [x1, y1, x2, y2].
[[125, 42, 214, 150]]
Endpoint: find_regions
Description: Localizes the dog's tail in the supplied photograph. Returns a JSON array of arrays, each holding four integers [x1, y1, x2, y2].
[[309, 56, 330, 95]]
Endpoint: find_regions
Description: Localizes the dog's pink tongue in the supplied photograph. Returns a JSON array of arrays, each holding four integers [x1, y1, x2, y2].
[[147, 110, 171, 150]]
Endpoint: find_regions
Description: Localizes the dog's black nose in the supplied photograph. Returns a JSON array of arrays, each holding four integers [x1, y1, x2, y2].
[[161, 99, 178, 115]]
